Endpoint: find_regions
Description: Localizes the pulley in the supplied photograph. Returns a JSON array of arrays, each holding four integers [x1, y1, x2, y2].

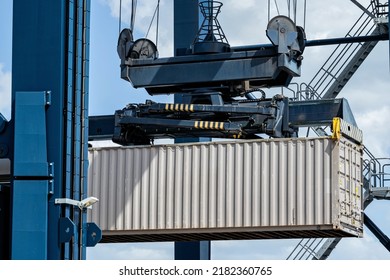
[[117, 28, 158, 60], [130, 38, 158, 59], [117, 28, 134, 60], [266, 15, 305, 55]]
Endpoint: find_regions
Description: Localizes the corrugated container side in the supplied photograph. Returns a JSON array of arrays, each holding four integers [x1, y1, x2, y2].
[[87, 137, 363, 243]]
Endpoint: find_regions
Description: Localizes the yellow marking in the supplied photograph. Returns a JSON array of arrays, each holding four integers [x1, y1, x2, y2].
[[233, 135, 237, 139], [170, 104, 174, 111], [210, 122, 214, 129], [190, 104, 194, 112], [205, 121, 209, 129], [185, 104, 189, 111], [219, 122, 224, 130], [165, 103, 169, 111], [195, 121, 199, 128], [180, 104, 184, 111], [200, 121, 204, 129], [175, 104, 179, 111], [332, 117, 341, 140]]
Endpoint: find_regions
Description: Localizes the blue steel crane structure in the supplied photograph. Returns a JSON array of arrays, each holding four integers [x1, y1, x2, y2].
[[0, 0, 101, 259], [0, 0, 389, 260], [173, 0, 211, 260]]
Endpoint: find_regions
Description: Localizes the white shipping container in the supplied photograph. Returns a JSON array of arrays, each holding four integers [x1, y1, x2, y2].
[[87, 136, 363, 243]]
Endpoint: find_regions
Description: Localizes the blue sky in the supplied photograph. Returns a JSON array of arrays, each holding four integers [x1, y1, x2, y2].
[[1, 0, 390, 260]]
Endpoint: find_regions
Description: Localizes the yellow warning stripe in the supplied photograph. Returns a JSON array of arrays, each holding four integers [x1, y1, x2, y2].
[[164, 103, 196, 112], [194, 121, 225, 130]]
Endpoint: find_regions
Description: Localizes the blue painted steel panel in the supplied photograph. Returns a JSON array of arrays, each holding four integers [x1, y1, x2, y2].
[[11, 91, 51, 259], [13, 91, 49, 177], [173, 0, 199, 54], [11, 180, 49, 260]]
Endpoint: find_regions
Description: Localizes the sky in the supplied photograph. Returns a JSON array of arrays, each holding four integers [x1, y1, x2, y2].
[[1, 0, 390, 260]]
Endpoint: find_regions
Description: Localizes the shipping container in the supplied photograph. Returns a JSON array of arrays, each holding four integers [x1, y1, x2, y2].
[[87, 136, 363, 243]]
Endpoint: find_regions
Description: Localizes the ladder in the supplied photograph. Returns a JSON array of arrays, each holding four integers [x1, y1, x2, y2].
[[287, 0, 389, 260]]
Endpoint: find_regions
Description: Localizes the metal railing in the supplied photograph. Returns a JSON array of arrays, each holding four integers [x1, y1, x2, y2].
[[291, 1, 387, 101]]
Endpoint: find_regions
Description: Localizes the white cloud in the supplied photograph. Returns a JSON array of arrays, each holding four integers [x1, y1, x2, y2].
[[100, 0, 174, 57], [330, 235, 389, 260], [355, 106, 390, 156], [0, 64, 11, 120], [88, 242, 172, 260], [212, 239, 298, 260]]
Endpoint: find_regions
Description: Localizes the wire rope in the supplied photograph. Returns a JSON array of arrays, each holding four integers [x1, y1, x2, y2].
[[119, 0, 122, 34], [268, 0, 271, 21], [274, 0, 280, 15], [131, 0, 137, 32], [303, 0, 307, 30], [156, 0, 160, 48], [287, 0, 290, 18], [293, 0, 297, 23], [145, 0, 161, 44]]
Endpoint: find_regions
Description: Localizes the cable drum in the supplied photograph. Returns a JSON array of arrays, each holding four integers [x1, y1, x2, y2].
[[130, 39, 158, 59]]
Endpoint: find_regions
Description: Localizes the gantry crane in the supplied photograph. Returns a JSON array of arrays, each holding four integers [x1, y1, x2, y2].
[[88, 0, 389, 260], [0, 0, 389, 260]]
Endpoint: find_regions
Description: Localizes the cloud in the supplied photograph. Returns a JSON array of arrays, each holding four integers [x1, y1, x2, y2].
[[0, 64, 11, 120], [212, 239, 298, 260], [88, 242, 172, 260], [330, 233, 390, 260], [100, 0, 174, 57], [355, 106, 390, 156]]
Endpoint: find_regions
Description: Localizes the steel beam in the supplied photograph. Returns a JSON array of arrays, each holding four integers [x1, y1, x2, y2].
[[173, 0, 211, 261], [363, 213, 390, 252], [173, 0, 199, 55], [0, 185, 10, 259], [231, 34, 389, 52], [350, 0, 375, 19], [88, 115, 115, 141], [174, 241, 211, 260]]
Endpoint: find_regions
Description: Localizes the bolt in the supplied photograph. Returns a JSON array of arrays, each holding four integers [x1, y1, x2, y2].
[[280, 28, 286, 33]]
